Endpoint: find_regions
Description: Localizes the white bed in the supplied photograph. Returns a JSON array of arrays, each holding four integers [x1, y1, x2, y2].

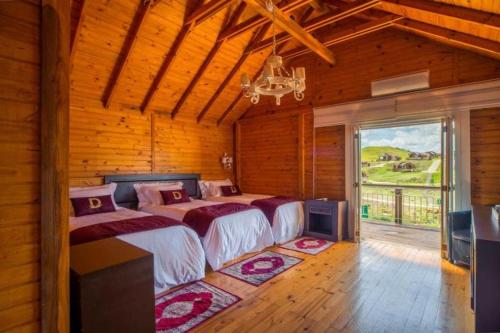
[[206, 193, 304, 244], [70, 207, 206, 293], [141, 199, 275, 270]]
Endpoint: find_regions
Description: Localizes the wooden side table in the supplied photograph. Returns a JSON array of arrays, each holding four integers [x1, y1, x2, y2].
[[70, 237, 155, 333], [304, 199, 348, 242]]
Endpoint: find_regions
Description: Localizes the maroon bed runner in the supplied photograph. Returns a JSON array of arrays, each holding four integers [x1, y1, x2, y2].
[[251, 196, 299, 225], [70, 215, 186, 245], [182, 203, 255, 237]]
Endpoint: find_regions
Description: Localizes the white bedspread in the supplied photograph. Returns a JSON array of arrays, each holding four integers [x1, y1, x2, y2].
[[142, 200, 275, 270], [70, 208, 206, 293], [206, 194, 305, 244]]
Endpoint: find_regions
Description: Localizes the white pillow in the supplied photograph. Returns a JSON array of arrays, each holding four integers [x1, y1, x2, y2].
[[198, 181, 209, 199], [134, 182, 183, 208], [69, 183, 119, 216], [206, 179, 233, 197]]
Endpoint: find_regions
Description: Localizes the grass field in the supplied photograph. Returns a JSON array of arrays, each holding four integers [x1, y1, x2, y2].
[[361, 146, 410, 162], [360, 146, 441, 228], [361, 146, 441, 186]]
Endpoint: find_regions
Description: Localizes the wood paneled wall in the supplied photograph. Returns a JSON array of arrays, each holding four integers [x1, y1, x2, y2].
[[470, 108, 500, 206], [238, 29, 500, 200], [314, 126, 346, 200], [239, 28, 500, 117], [0, 1, 42, 332], [69, 98, 234, 186], [236, 107, 313, 199]]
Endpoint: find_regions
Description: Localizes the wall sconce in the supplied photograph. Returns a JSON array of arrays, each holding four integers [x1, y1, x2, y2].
[[221, 153, 233, 170]]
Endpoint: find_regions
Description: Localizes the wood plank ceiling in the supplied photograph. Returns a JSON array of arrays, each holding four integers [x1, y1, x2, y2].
[[70, 0, 500, 125]]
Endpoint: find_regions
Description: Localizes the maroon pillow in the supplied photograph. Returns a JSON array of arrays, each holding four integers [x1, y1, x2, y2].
[[71, 195, 116, 217], [220, 185, 242, 196], [160, 189, 190, 205]]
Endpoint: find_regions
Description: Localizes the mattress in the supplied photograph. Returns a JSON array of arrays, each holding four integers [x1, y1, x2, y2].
[[141, 199, 274, 270], [206, 194, 305, 244], [70, 207, 206, 293]]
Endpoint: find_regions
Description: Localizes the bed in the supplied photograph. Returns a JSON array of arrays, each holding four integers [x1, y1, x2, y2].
[[206, 193, 304, 244], [104, 174, 275, 271], [200, 180, 304, 244], [70, 181, 206, 293]]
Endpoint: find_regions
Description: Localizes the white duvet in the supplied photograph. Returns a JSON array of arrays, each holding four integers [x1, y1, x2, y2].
[[70, 208, 206, 294], [206, 194, 304, 244], [141, 199, 275, 270]]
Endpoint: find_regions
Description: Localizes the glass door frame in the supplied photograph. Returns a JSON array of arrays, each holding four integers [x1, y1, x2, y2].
[[351, 117, 456, 256]]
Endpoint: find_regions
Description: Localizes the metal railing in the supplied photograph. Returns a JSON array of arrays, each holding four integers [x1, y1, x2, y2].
[[361, 184, 441, 228]]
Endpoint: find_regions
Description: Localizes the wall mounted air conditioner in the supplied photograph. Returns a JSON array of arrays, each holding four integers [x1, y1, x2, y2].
[[371, 70, 430, 97]]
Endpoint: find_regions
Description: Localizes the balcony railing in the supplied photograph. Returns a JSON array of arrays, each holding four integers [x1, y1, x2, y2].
[[361, 183, 441, 229]]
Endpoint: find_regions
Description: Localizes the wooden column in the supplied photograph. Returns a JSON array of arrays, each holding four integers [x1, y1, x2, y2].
[[235, 122, 242, 185], [298, 113, 306, 199], [41, 0, 70, 332]]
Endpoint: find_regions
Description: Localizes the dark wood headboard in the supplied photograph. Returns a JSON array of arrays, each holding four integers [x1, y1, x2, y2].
[[104, 173, 201, 209]]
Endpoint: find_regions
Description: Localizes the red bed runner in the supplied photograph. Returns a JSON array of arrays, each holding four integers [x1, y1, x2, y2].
[[182, 203, 255, 237], [251, 196, 299, 225], [70, 215, 186, 246]]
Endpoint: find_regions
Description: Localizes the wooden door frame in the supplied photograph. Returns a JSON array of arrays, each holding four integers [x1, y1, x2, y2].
[[41, 1, 70, 332]]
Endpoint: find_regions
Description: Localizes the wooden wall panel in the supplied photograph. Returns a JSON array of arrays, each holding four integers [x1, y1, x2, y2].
[[69, 100, 152, 186], [233, 28, 500, 120], [237, 28, 500, 202], [237, 107, 313, 199], [314, 126, 346, 200], [153, 114, 234, 180], [239, 115, 299, 197], [0, 1, 41, 332], [69, 99, 234, 186], [470, 108, 500, 205]]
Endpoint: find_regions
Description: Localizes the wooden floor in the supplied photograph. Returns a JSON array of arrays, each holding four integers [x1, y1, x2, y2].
[[361, 221, 441, 249], [195, 239, 473, 333]]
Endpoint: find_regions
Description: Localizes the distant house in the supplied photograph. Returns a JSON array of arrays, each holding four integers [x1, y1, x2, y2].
[[379, 153, 401, 161], [408, 152, 421, 160], [426, 151, 439, 159], [409, 152, 433, 160], [393, 161, 416, 172], [361, 161, 371, 167]]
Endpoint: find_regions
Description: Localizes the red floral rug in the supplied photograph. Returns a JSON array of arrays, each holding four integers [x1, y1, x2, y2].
[[219, 251, 302, 286], [155, 281, 240, 332], [280, 236, 334, 255]]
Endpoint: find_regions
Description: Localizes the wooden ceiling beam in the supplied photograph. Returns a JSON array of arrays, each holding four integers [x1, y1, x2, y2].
[[394, 19, 500, 60], [186, 0, 234, 26], [101, 0, 153, 108], [250, 0, 379, 53], [219, 0, 313, 41], [196, 23, 272, 123], [243, 0, 336, 64], [300, 6, 316, 25], [170, 2, 247, 119], [379, 0, 500, 40], [282, 15, 401, 59], [309, 0, 330, 14], [70, 0, 88, 67], [140, 1, 205, 114]]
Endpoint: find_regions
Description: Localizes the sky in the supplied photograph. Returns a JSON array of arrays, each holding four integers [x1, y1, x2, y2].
[[361, 123, 441, 152]]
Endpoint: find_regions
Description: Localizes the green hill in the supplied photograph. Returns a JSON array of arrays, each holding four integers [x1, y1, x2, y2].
[[361, 146, 411, 162]]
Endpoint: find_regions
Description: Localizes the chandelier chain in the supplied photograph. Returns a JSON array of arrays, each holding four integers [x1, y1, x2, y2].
[[269, 0, 276, 56]]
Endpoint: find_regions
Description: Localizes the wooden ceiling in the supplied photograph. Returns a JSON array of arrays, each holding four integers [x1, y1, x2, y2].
[[70, 0, 500, 125]]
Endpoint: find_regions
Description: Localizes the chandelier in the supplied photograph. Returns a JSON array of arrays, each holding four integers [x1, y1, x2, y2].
[[240, 0, 306, 105]]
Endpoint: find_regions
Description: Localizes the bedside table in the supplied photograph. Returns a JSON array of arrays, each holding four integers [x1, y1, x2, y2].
[[304, 199, 348, 242], [70, 237, 155, 333]]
